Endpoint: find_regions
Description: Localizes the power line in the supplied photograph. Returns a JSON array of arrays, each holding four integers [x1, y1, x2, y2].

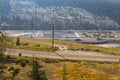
[[54, 52, 69, 61]]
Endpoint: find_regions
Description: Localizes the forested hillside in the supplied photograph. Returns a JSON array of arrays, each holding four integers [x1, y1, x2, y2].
[[0, 0, 120, 30]]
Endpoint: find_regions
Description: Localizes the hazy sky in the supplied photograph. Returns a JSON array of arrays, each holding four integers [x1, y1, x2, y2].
[[105, 0, 120, 2]]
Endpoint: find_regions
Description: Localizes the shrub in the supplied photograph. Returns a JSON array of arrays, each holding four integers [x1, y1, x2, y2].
[[16, 59, 29, 65], [18, 53, 22, 56], [95, 49, 100, 52], [80, 48, 84, 50], [5, 55, 11, 63], [44, 58, 59, 63], [54, 46, 59, 51], [8, 66, 20, 80], [21, 61, 26, 67], [6, 55, 11, 59], [35, 44, 40, 47]]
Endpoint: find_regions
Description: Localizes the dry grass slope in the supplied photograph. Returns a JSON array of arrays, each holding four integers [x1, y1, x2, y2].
[[55, 62, 120, 80]]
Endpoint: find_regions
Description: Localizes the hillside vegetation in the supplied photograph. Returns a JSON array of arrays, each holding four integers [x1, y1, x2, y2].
[[1, 0, 120, 30], [54, 61, 120, 80], [3, 56, 120, 80], [7, 37, 120, 55], [7, 37, 53, 52]]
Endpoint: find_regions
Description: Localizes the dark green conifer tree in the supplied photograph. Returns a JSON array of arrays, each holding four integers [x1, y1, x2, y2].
[[29, 57, 47, 80], [16, 37, 20, 46]]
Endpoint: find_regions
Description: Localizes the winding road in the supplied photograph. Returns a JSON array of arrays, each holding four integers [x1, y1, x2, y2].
[[5, 49, 120, 62]]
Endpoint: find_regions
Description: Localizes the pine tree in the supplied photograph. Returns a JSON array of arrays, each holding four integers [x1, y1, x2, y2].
[[8, 66, 20, 80], [29, 57, 47, 80], [16, 37, 20, 46], [62, 63, 67, 80], [0, 31, 11, 80], [0, 5, 11, 79]]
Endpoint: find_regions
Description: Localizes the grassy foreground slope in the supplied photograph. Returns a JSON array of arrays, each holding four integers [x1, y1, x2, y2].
[[54, 61, 120, 80], [4, 55, 120, 80]]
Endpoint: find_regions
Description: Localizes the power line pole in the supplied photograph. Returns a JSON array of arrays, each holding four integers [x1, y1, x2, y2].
[[52, 23, 55, 52]]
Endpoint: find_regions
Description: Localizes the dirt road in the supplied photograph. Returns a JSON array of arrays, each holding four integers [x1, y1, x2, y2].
[[6, 49, 120, 62]]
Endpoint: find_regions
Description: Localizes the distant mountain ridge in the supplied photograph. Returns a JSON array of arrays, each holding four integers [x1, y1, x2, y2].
[[0, 0, 120, 30]]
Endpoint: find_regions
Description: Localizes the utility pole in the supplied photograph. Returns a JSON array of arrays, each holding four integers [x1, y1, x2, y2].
[[52, 23, 55, 52]]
